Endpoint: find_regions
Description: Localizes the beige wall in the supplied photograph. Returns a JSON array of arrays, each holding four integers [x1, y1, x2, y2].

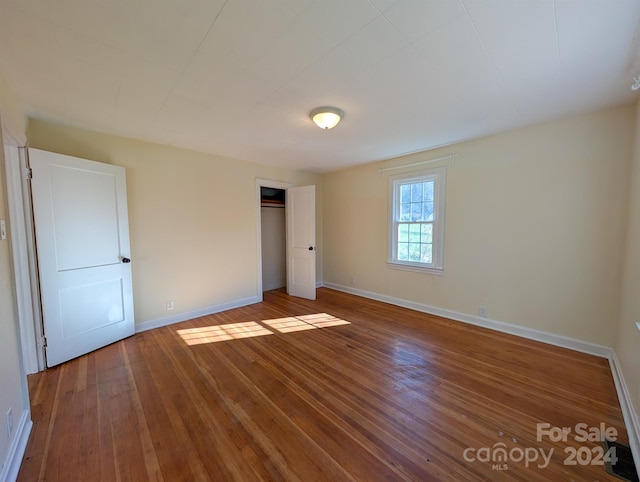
[[616, 102, 640, 417], [0, 73, 29, 474], [27, 119, 323, 325], [0, 73, 26, 133], [324, 105, 635, 346]]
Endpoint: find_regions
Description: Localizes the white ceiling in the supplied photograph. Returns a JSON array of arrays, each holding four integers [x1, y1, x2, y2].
[[1, 0, 639, 172]]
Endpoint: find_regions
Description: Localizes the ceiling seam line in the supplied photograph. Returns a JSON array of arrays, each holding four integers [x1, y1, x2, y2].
[[552, 0, 561, 61], [151, 0, 231, 122], [464, 5, 525, 123]]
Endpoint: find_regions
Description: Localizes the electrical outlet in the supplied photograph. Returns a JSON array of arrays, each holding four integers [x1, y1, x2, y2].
[[479, 306, 487, 317], [166, 300, 174, 311], [6, 407, 13, 437], [0, 220, 6, 241], [350, 276, 356, 286]]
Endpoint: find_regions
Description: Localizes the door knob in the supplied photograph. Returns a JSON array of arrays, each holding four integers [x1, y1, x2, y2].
[[121, 257, 131, 263], [308, 247, 314, 251]]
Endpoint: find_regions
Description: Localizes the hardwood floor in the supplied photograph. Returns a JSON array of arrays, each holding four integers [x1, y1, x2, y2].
[[19, 288, 629, 481]]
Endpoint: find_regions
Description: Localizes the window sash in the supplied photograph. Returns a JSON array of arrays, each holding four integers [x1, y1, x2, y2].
[[388, 167, 445, 272]]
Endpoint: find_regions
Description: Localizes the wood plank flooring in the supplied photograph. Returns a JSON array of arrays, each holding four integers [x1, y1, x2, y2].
[[18, 288, 629, 481]]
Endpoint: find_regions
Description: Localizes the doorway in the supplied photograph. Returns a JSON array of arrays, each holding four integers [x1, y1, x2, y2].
[[256, 179, 290, 298], [260, 186, 286, 291], [256, 179, 317, 301]]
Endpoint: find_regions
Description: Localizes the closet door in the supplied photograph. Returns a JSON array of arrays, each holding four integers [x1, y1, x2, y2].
[[286, 185, 316, 300]]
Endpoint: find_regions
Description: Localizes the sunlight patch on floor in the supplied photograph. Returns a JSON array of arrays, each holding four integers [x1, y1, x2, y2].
[[263, 313, 351, 332], [297, 313, 351, 328], [261, 317, 317, 333], [177, 322, 273, 346], [176, 313, 351, 345]]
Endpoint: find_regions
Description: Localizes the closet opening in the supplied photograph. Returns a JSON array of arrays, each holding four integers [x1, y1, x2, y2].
[[260, 187, 286, 292]]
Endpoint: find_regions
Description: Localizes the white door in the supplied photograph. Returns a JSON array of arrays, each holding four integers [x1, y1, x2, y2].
[[286, 185, 316, 300], [29, 148, 135, 367]]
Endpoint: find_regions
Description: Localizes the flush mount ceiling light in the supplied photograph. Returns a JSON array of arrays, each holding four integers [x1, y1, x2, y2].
[[310, 106, 344, 129], [632, 76, 640, 91]]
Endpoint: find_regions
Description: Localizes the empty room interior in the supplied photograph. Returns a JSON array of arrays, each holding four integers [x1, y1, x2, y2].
[[1, 1, 640, 480]]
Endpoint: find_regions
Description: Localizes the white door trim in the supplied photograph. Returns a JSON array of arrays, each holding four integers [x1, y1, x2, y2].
[[0, 109, 34, 482], [3, 145, 42, 373], [256, 178, 291, 301], [1, 110, 43, 373]]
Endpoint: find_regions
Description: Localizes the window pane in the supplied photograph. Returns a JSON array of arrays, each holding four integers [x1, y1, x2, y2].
[[421, 223, 433, 243], [398, 243, 409, 260], [400, 203, 411, 221], [390, 167, 444, 269], [411, 183, 422, 202], [421, 244, 433, 263], [398, 224, 408, 242], [408, 242, 421, 261], [423, 181, 434, 201], [409, 224, 421, 242], [401, 184, 411, 203], [423, 201, 434, 221], [411, 202, 422, 221]]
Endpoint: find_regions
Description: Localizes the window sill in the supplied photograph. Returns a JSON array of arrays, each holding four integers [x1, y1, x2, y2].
[[386, 262, 444, 276]]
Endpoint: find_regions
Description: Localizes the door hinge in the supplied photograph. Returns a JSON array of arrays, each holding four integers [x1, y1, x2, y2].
[[25, 168, 33, 180], [38, 336, 47, 348]]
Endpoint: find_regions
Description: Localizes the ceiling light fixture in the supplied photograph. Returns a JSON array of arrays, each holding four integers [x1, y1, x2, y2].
[[632, 76, 640, 91], [310, 106, 344, 129]]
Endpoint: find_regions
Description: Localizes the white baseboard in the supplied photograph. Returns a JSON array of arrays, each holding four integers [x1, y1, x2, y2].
[[323, 282, 612, 358], [135, 295, 261, 333], [0, 409, 32, 482], [609, 352, 640, 477]]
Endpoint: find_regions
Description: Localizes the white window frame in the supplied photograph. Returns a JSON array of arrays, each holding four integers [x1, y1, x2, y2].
[[387, 166, 446, 275]]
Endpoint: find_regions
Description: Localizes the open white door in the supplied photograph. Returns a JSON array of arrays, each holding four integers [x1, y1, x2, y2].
[[286, 185, 316, 300], [29, 148, 135, 367]]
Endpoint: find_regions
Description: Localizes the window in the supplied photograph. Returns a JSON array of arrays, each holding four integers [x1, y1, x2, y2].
[[388, 167, 446, 274]]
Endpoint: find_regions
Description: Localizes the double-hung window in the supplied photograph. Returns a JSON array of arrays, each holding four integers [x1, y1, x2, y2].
[[388, 167, 446, 274]]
